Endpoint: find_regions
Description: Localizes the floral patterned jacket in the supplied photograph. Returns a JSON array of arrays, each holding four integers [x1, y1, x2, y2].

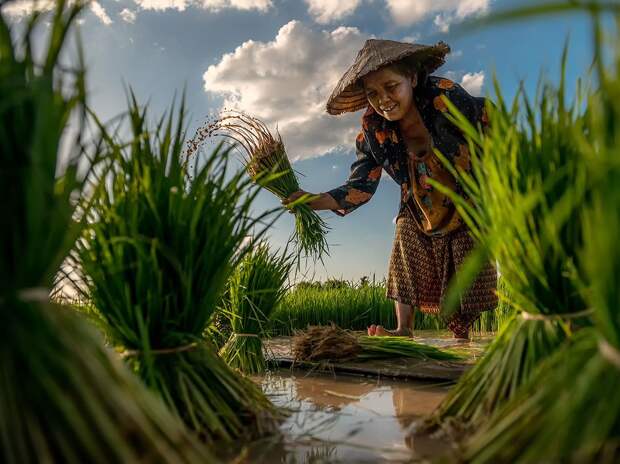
[[326, 76, 489, 236]]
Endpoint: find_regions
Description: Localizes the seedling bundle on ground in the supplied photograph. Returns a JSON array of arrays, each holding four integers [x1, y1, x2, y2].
[[292, 325, 465, 363], [74, 94, 281, 442], [220, 243, 294, 374], [189, 112, 330, 261], [0, 2, 211, 462]]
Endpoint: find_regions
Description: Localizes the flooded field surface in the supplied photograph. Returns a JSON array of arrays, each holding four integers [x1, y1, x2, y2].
[[265, 330, 494, 382], [245, 369, 454, 463]]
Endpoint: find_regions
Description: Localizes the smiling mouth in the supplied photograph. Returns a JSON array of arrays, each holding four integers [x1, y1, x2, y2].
[[380, 103, 397, 113]]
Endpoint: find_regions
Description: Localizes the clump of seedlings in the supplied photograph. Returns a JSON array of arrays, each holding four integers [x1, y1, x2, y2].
[[75, 93, 282, 443], [460, 13, 620, 463], [292, 325, 465, 363], [0, 1, 212, 462], [220, 242, 294, 374], [189, 112, 330, 261], [423, 47, 592, 433]]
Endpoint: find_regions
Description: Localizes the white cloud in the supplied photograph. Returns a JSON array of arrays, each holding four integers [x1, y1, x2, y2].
[[201, 0, 272, 11], [385, 0, 490, 29], [133, 0, 271, 11], [203, 20, 366, 160], [433, 13, 450, 32], [120, 7, 137, 22], [400, 34, 420, 43], [3, 0, 113, 25], [91, 1, 112, 25], [133, 0, 190, 11], [305, 0, 362, 24], [456, 0, 491, 18], [443, 70, 457, 81], [2, 0, 55, 17], [2, 0, 55, 18], [460, 71, 485, 96]]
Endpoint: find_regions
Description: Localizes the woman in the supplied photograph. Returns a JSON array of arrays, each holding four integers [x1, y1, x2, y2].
[[284, 39, 497, 339]]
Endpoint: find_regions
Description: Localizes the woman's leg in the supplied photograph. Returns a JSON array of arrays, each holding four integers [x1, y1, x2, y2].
[[371, 301, 414, 336], [446, 228, 499, 339], [446, 314, 473, 340]]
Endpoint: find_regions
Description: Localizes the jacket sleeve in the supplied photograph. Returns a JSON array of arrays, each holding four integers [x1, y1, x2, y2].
[[326, 131, 382, 216]]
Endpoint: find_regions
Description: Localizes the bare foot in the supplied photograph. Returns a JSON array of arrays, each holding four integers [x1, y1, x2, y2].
[[452, 330, 470, 341], [375, 325, 412, 337], [367, 324, 377, 336]]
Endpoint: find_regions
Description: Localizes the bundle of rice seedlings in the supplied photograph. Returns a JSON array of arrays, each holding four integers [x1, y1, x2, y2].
[[460, 121, 620, 464], [74, 93, 281, 442], [424, 48, 592, 431], [292, 325, 464, 363], [189, 112, 329, 261], [0, 1, 211, 462], [220, 242, 294, 374], [457, 11, 620, 463], [3, 301, 214, 463]]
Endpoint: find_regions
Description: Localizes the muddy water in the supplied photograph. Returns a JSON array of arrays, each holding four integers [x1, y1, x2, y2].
[[247, 370, 454, 463]]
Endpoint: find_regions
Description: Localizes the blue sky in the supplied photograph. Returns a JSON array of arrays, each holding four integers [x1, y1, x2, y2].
[[8, 0, 595, 282]]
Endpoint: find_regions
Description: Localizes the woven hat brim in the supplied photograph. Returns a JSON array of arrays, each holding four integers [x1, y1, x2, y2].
[[326, 41, 450, 115]]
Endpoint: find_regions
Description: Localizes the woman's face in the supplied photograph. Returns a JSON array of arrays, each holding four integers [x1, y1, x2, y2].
[[362, 67, 417, 121]]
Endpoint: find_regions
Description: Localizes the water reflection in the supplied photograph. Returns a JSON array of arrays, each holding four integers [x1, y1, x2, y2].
[[244, 370, 454, 463]]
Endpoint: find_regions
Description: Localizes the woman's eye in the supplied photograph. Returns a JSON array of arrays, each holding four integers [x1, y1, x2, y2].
[[387, 83, 398, 90]]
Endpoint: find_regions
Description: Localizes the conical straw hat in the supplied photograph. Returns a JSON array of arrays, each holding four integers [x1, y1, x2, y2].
[[326, 39, 450, 115]]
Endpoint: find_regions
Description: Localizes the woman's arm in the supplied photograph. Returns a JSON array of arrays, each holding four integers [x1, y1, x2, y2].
[[284, 130, 382, 215], [327, 131, 383, 216], [282, 191, 339, 211]]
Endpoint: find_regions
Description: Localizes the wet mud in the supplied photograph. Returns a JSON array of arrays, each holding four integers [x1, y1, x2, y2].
[[243, 370, 454, 463]]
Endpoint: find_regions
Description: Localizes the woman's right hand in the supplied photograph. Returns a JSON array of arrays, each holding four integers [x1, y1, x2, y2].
[[282, 190, 310, 207], [282, 190, 339, 211]]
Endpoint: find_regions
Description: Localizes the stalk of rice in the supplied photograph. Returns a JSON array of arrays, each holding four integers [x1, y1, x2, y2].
[[423, 48, 592, 433], [292, 325, 465, 362], [74, 93, 282, 442], [459, 11, 620, 463], [188, 112, 329, 261], [0, 2, 212, 462], [219, 242, 294, 374]]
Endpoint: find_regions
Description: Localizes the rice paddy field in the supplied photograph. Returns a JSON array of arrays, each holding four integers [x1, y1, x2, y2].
[[4, 1, 620, 463], [269, 278, 513, 336]]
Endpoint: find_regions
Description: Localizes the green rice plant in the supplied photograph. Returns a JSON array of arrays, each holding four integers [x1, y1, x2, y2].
[[2, 301, 213, 463], [205, 301, 233, 351], [357, 336, 466, 361], [269, 279, 513, 336], [220, 242, 294, 374], [270, 283, 399, 335], [459, 10, 620, 462], [425, 48, 592, 430], [460, 327, 614, 463], [0, 1, 212, 462], [461, 134, 620, 462], [190, 112, 329, 261], [74, 92, 281, 442]]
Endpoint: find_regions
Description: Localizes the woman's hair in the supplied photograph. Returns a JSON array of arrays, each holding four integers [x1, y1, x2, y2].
[[386, 56, 428, 85]]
